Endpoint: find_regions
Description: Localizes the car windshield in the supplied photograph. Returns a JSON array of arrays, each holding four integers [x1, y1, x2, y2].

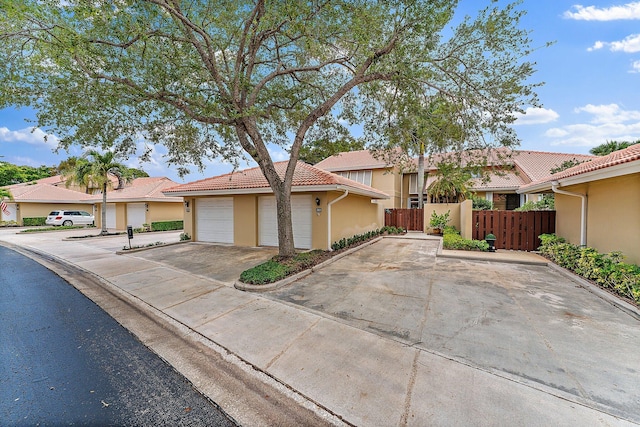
[[80, 211, 91, 216], [49, 211, 60, 215]]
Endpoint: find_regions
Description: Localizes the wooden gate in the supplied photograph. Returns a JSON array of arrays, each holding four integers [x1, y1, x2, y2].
[[473, 210, 555, 251], [384, 209, 424, 231]]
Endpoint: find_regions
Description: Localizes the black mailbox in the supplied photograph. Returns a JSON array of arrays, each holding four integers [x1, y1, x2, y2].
[[127, 225, 134, 239]]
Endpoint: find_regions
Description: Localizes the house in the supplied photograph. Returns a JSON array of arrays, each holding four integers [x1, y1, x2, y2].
[[0, 182, 95, 224], [518, 143, 640, 264], [313, 149, 404, 210], [90, 177, 184, 230], [1, 176, 183, 229], [403, 149, 596, 209], [162, 161, 389, 250], [315, 149, 595, 210]]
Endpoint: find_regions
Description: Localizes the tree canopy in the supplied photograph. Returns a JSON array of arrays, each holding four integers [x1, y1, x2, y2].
[[0, 0, 543, 256], [0, 161, 56, 186], [589, 140, 637, 156]]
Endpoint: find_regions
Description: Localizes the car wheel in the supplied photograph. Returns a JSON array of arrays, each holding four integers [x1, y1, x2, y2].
[[63, 220, 73, 226]]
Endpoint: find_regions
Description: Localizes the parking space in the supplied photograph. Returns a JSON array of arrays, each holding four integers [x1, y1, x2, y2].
[[129, 242, 278, 284], [265, 238, 640, 422]]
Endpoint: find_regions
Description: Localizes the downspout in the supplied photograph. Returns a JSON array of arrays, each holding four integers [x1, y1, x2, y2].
[[551, 181, 587, 246], [327, 189, 349, 250]]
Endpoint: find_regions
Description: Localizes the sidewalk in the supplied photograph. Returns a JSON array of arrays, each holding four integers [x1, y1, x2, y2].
[[1, 228, 637, 426]]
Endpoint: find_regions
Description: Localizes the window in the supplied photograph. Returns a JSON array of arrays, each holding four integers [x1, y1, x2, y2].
[[338, 170, 372, 186]]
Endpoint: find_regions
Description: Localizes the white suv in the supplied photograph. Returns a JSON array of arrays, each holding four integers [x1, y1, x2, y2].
[[46, 210, 95, 226]]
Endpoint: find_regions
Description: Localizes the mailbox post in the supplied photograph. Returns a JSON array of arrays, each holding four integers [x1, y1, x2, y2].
[[127, 225, 133, 249]]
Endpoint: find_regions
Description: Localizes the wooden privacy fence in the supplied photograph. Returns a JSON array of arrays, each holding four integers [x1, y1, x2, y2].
[[473, 210, 555, 251], [384, 208, 424, 231]]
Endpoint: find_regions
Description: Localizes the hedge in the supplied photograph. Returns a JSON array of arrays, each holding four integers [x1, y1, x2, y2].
[[150, 220, 183, 231], [538, 234, 640, 304], [330, 226, 405, 251], [442, 226, 489, 251], [23, 217, 46, 226]]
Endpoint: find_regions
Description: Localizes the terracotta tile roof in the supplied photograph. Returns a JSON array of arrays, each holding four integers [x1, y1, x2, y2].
[[511, 150, 596, 182], [520, 143, 640, 191], [8, 183, 95, 203], [164, 161, 389, 199], [314, 149, 399, 171], [91, 177, 183, 203], [471, 170, 527, 191]]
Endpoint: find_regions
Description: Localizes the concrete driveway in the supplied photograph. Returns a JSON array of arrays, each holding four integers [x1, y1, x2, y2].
[[129, 242, 278, 284], [265, 238, 640, 423]]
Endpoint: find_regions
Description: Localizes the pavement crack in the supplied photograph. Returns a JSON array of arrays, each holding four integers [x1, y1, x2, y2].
[[265, 318, 321, 370], [399, 349, 421, 427]]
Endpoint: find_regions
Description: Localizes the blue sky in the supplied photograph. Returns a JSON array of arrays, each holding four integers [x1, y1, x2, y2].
[[1, 1, 639, 183]]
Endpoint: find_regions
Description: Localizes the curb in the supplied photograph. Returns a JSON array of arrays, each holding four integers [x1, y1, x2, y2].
[[115, 239, 190, 255], [235, 237, 384, 292], [547, 263, 640, 321]]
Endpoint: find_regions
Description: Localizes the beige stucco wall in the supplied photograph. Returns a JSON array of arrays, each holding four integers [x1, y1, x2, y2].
[[329, 192, 381, 247], [556, 174, 640, 264], [183, 198, 195, 238], [16, 203, 95, 224], [424, 203, 462, 233], [371, 168, 401, 209], [181, 192, 382, 251], [146, 202, 183, 224], [234, 195, 258, 246]]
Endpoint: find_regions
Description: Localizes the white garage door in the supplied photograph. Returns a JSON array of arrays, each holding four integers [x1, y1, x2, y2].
[[259, 195, 312, 249], [196, 197, 234, 243], [127, 203, 146, 228], [106, 204, 117, 229]]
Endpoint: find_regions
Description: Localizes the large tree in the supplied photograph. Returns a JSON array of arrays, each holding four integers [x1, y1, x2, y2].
[[0, 161, 56, 186], [374, 91, 466, 208], [62, 150, 129, 235], [0, 0, 542, 257]]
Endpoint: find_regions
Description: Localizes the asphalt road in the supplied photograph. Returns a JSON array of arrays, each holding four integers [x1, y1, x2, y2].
[[0, 245, 237, 427]]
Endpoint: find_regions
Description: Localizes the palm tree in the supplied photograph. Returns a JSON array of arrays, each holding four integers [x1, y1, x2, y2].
[[427, 161, 472, 203], [62, 150, 128, 235]]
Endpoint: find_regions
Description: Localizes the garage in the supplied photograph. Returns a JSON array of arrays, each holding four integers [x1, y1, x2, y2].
[[106, 204, 117, 229], [196, 197, 234, 244], [259, 195, 312, 249], [127, 203, 146, 228]]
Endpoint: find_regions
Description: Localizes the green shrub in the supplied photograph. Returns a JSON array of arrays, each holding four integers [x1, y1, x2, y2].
[[240, 260, 291, 284], [23, 217, 46, 226], [538, 234, 640, 304], [515, 194, 554, 211], [150, 220, 183, 231], [330, 227, 404, 251], [442, 227, 489, 251], [472, 197, 493, 210]]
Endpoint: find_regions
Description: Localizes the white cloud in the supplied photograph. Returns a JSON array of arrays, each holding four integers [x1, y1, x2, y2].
[[587, 41, 605, 51], [564, 2, 640, 20], [0, 127, 60, 148], [513, 107, 559, 125], [631, 59, 640, 72], [574, 103, 640, 123], [268, 146, 290, 162], [587, 34, 640, 53], [544, 103, 640, 147]]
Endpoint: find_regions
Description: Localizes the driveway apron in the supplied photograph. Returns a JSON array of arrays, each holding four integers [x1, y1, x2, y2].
[[265, 238, 640, 423]]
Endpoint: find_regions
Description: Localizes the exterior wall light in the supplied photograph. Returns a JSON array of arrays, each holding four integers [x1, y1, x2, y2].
[[315, 197, 321, 206]]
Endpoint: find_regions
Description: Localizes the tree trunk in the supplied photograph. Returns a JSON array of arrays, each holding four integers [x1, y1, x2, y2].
[[417, 147, 425, 209], [101, 182, 108, 235], [273, 186, 295, 258]]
